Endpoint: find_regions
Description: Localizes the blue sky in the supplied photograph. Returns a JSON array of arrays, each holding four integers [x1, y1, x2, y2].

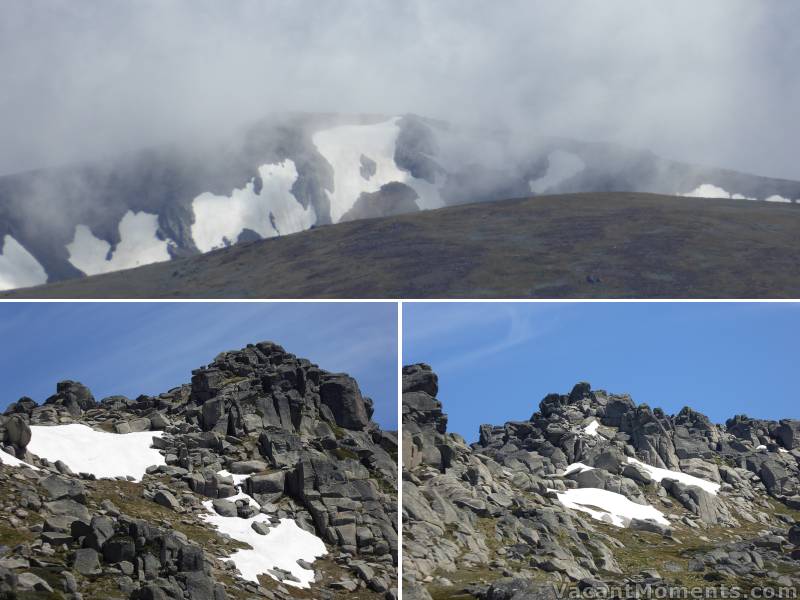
[[404, 303, 800, 443], [0, 302, 398, 429]]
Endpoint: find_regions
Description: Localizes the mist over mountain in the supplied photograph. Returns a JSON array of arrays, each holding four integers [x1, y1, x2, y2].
[[0, 1, 798, 293], [1, 112, 799, 292], [2, 1, 798, 180]]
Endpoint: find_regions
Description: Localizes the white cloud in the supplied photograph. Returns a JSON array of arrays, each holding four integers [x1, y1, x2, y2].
[[1, 1, 797, 180]]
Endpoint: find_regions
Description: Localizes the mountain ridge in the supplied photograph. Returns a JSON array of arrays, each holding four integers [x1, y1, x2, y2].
[[0, 341, 398, 599], [402, 364, 800, 599], [2, 111, 800, 293], [4, 192, 800, 299]]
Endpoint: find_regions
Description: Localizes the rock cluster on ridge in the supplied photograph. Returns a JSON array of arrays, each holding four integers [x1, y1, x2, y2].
[[0, 341, 397, 600], [402, 364, 800, 599]]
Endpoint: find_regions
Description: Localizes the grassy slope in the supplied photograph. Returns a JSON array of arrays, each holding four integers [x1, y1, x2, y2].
[[0, 466, 386, 599], [424, 493, 800, 599], [4, 192, 800, 298]]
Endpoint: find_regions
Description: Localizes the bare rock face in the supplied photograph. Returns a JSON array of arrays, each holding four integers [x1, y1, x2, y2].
[[319, 374, 372, 431], [4, 414, 31, 452], [403, 366, 800, 597], [402, 363, 439, 398], [339, 182, 420, 222], [402, 364, 450, 471], [189, 342, 375, 436], [776, 420, 800, 450]]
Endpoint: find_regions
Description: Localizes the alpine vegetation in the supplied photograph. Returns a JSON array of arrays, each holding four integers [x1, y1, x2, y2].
[[402, 365, 800, 599], [0, 342, 397, 599]]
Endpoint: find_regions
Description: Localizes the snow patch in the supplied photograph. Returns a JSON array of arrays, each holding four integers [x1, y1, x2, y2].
[[552, 487, 669, 527], [562, 463, 594, 476], [191, 160, 315, 253], [217, 469, 249, 487], [27, 424, 164, 481], [682, 184, 755, 201], [0, 235, 48, 291], [529, 150, 585, 194], [779, 448, 790, 454], [764, 194, 793, 203], [67, 211, 172, 276], [756, 444, 768, 452], [200, 473, 326, 588], [627, 457, 720, 495], [583, 420, 600, 437], [0, 449, 39, 470], [312, 117, 444, 221]]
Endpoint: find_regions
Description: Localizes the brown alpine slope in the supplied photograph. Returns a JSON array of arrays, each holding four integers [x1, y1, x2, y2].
[[5, 192, 800, 298]]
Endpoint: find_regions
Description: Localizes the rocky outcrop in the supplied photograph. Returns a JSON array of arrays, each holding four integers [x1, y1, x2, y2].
[[0, 341, 397, 599], [403, 365, 800, 598], [402, 364, 450, 472], [45, 380, 97, 417], [776, 420, 800, 450], [0, 414, 31, 457], [339, 182, 420, 222], [189, 342, 373, 436]]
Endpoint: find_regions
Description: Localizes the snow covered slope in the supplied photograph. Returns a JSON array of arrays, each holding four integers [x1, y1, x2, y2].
[[67, 211, 173, 275], [0, 235, 48, 290], [200, 475, 327, 588], [191, 160, 315, 252], [553, 486, 669, 528], [312, 117, 444, 221], [0, 448, 39, 470], [2, 111, 799, 291], [27, 423, 164, 481], [627, 457, 721, 495]]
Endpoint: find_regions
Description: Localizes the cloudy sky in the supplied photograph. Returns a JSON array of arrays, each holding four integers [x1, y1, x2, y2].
[[404, 302, 800, 442], [1, 1, 798, 179], [0, 302, 398, 429]]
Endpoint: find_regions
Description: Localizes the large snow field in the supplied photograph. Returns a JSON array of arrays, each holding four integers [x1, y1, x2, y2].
[[27, 424, 164, 481], [191, 160, 315, 252], [0, 235, 48, 291], [553, 486, 669, 528], [627, 457, 720, 495], [312, 117, 444, 221], [529, 150, 586, 194], [67, 211, 172, 276], [200, 472, 326, 588]]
